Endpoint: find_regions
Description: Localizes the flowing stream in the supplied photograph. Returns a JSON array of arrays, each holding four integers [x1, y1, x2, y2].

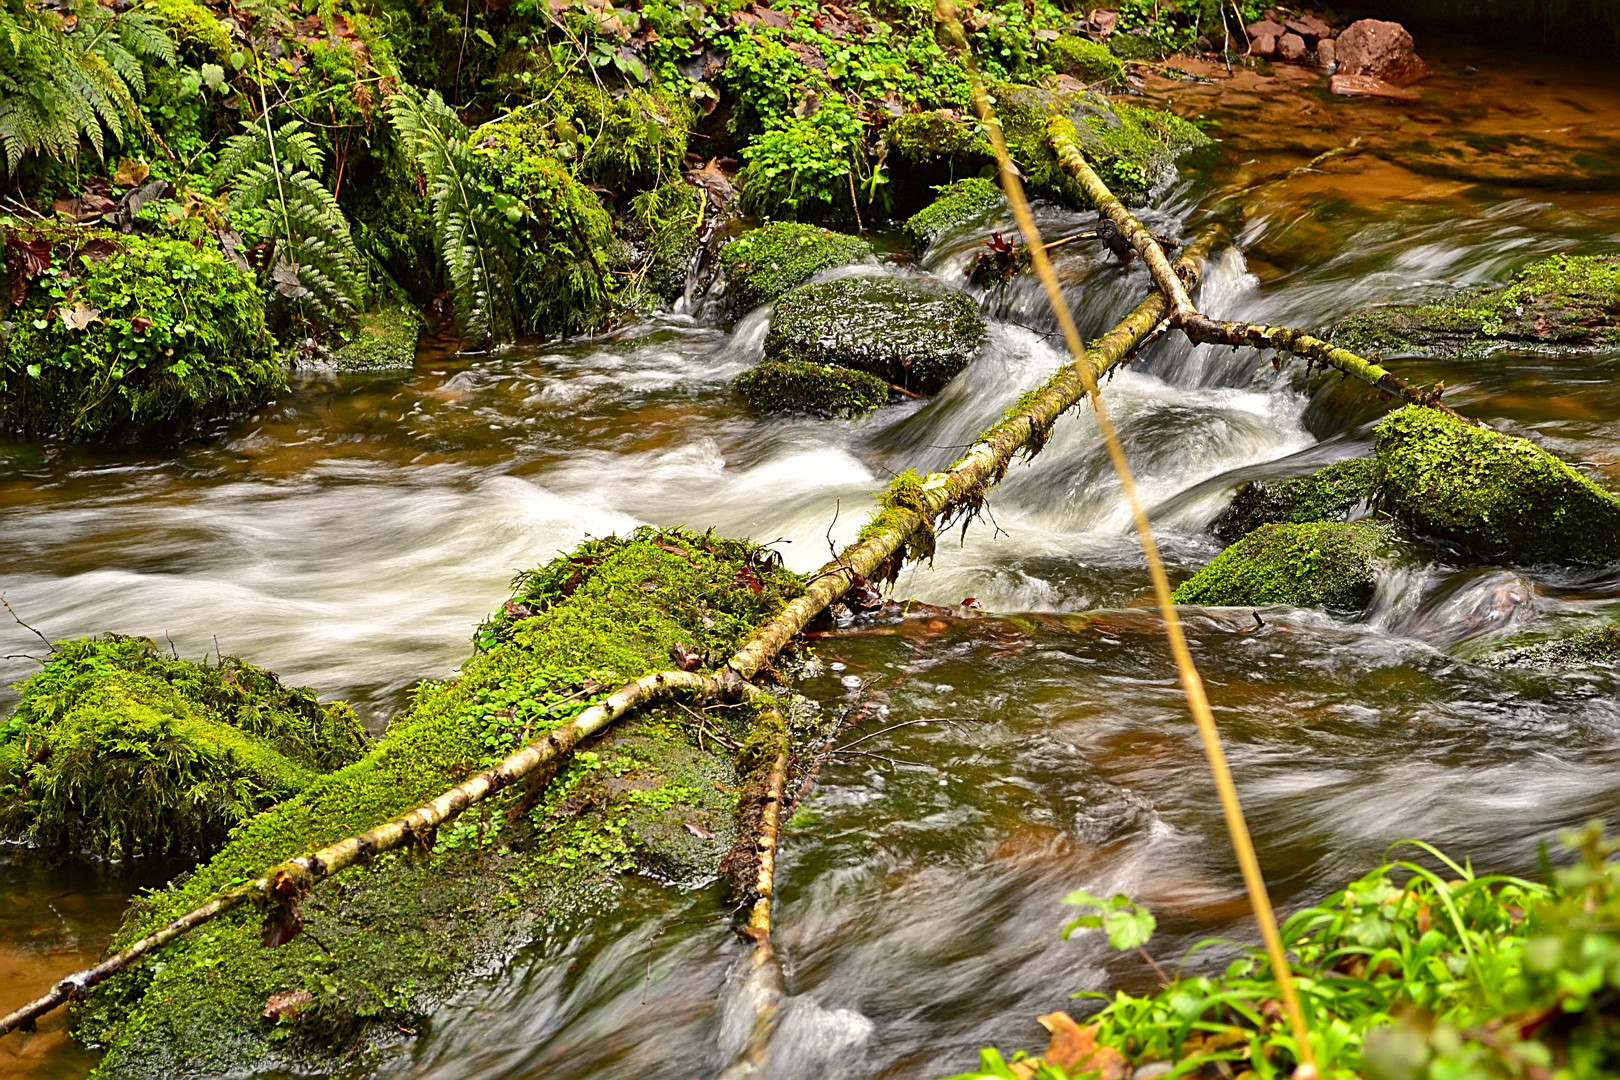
[[4, 35, 1620, 1080]]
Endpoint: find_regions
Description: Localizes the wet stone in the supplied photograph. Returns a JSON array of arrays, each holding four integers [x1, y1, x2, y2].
[[764, 277, 988, 395], [1173, 520, 1399, 612]]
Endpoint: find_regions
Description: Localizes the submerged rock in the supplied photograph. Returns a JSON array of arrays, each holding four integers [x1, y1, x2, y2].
[[1215, 457, 1380, 543], [80, 528, 809, 1080], [715, 222, 872, 314], [1489, 624, 1620, 667], [735, 359, 890, 418], [904, 178, 1007, 252], [329, 303, 424, 371], [0, 635, 363, 859], [0, 228, 280, 441], [1376, 405, 1620, 565], [1173, 521, 1397, 612], [1332, 253, 1620, 357], [765, 277, 987, 394]]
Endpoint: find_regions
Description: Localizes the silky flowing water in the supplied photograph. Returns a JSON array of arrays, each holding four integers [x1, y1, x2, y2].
[[3, 36, 1620, 1080]]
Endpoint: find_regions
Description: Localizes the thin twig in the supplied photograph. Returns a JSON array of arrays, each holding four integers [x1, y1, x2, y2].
[[0, 594, 53, 654]]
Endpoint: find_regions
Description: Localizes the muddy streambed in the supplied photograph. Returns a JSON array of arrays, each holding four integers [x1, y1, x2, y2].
[[3, 36, 1620, 1080]]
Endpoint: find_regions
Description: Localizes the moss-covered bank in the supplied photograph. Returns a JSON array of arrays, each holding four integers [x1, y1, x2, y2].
[[715, 222, 873, 314], [79, 527, 806, 1079], [0, 228, 280, 441], [735, 359, 890, 418], [1173, 521, 1397, 612], [0, 636, 362, 859], [1376, 405, 1620, 565], [1333, 254, 1620, 357], [765, 276, 987, 393], [1215, 458, 1380, 543]]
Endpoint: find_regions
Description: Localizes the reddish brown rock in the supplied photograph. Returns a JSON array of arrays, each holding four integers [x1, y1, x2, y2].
[[1253, 32, 1277, 56], [1330, 73, 1420, 101], [1277, 32, 1308, 61], [1090, 8, 1117, 34], [1335, 18, 1428, 86], [1245, 18, 1285, 39], [1317, 37, 1336, 68], [1285, 14, 1333, 41]]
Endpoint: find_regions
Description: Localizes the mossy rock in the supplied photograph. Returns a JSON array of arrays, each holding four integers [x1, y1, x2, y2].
[[1333, 254, 1620, 357], [1376, 405, 1620, 565], [1488, 625, 1620, 668], [715, 222, 873, 313], [150, 0, 233, 63], [81, 527, 807, 1079], [734, 359, 890, 418], [1173, 521, 1397, 612], [329, 303, 424, 371], [632, 181, 705, 303], [1215, 458, 1381, 543], [765, 276, 987, 393], [989, 83, 1210, 206], [1046, 35, 1127, 88], [0, 636, 363, 859], [885, 110, 993, 168], [0, 228, 280, 441], [903, 178, 1007, 251]]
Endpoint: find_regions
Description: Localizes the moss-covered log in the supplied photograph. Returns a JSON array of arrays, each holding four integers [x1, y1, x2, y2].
[[1332, 253, 1620, 358], [763, 277, 987, 394], [1173, 521, 1400, 612], [1376, 405, 1620, 565], [0, 636, 363, 859]]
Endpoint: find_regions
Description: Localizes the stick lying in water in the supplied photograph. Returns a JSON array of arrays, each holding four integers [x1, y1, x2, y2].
[[0, 226, 1220, 1045], [1048, 122, 1470, 423]]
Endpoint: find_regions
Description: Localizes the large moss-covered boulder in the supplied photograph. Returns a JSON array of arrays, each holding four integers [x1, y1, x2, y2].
[[0, 228, 280, 441], [715, 222, 872, 313], [1215, 458, 1381, 542], [81, 528, 807, 1080], [904, 177, 1007, 251], [765, 277, 986, 393], [1333, 254, 1620, 357], [735, 359, 890, 418], [0, 636, 362, 859], [1173, 521, 1396, 612], [1376, 405, 1620, 564], [1046, 35, 1127, 88]]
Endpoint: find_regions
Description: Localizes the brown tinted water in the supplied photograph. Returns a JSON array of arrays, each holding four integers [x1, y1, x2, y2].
[[3, 36, 1620, 1080]]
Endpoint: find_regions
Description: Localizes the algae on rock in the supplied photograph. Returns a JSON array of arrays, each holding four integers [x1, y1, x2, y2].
[[1376, 405, 1620, 565], [1488, 624, 1620, 668], [80, 528, 807, 1080], [715, 222, 872, 314], [735, 359, 890, 418], [1333, 253, 1620, 357], [1215, 458, 1381, 542], [329, 303, 425, 371], [0, 636, 363, 859], [1173, 521, 1397, 612], [904, 178, 1007, 252], [765, 276, 987, 394]]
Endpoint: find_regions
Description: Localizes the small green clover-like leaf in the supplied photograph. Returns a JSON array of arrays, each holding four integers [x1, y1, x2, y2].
[[1061, 890, 1156, 951]]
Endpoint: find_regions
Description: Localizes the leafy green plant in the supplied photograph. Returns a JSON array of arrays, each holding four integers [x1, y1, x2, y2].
[[212, 114, 365, 328], [1062, 890, 1157, 950], [0, 0, 176, 171], [387, 83, 519, 347]]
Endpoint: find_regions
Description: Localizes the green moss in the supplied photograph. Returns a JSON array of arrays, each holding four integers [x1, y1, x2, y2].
[[990, 84, 1209, 206], [765, 276, 987, 393], [1376, 405, 1620, 564], [0, 636, 363, 859], [470, 119, 619, 338], [1046, 35, 1127, 88], [714, 222, 873, 313], [0, 228, 280, 441], [1333, 254, 1620, 357], [885, 110, 993, 167], [903, 178, 1006, 251], [82, 527, 804, 1079], [1172, 521, 1395, 612], [734, 359, 890, 418], [329, 303, 423, 371], [149, 0, 233, 64], [1215, 458, 1381, 543], [629, 181, 704, 304], [1489, 624, 1620, 668]]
